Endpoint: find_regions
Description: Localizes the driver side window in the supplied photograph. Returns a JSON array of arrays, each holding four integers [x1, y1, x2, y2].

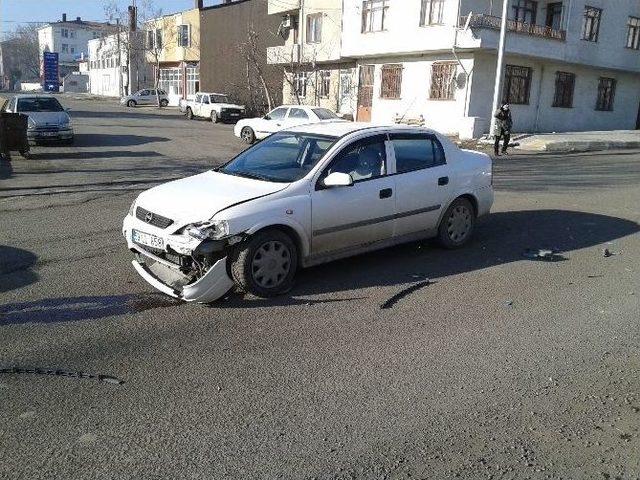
[[140, 90, 149, 96], [268, 107, 288, 120], [324, 135, 387, 183]]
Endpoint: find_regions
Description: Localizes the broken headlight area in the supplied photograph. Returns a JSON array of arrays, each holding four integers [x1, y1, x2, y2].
[[184, 220, 229, 241]]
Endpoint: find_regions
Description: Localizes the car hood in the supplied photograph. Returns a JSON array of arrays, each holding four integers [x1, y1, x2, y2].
[[135, 170, 288, 226], [25, 111, 70, 126]]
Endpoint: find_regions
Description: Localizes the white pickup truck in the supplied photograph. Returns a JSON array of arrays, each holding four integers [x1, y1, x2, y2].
[[183, 92, 245, 123]]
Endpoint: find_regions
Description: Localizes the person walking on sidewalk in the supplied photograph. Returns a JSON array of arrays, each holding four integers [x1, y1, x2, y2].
[[493, 103, 513, 156]]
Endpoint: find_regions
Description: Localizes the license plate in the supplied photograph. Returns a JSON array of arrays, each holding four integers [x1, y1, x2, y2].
[[132, 229, 164, 249], [42, 132, 58, 137]]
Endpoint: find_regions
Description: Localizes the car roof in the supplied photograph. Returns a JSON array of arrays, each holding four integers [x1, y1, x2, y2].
[[13, 94, 56, 99], [284, 121, 442, 139]]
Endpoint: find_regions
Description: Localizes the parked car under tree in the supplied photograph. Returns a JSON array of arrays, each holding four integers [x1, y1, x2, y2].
[[123, 122, 493, 303]]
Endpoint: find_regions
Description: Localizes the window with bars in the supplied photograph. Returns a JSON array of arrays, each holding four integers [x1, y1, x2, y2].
[[595, 77, 616, 111], [581, 6, 602, 42], [420, 0, 444, 26], [293, 72, 308, 98], [177, 25, 190, 47], [430, 62, 456, 100], [380, 64, 402, 99], [552, 71, 575, 108], [361, 0, 389, 33], [318, 70, 331, 98], [546, 2, 563, 30], [627, 16, 640, 50], [502, 65, 532, 105], [307, 14, 322, 43], [512, 0, 538, 24]]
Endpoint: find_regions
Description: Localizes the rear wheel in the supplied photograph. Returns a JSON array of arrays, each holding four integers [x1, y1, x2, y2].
[[437, 197, 475, 249], [160, 99, 168, 107], [240, 126, 255, 144], [210, 111, 218, 123], [186, 108, 193, 120], [230, 229, 298, 297], [127, 100, 136, 108]]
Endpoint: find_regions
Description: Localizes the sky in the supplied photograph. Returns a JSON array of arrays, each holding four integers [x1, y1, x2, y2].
[[0, 0, 221, 35]]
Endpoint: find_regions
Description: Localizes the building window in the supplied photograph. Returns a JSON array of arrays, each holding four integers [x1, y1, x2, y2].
[[306, 14, 322, 43], [429, 62, 456, 100], [546, 2, 563, 30], [340, 70, 352, 97], [155, 29, 163, 49], [70, 30, 76, 38], [293, 71, 308, 98], [61, 43, 69, 53], [61, 28, 69, 38], [361, 0, 389, 33], [552, 71, 575, 108], [158, 67, 183, 96], [186, 65, 200, 96], [178, 24, 190, 47], [627, 16, 640, 50], [380, 64, 402, 99], [581, 6, 602, 42], [595, 77, 616, 111], [513, 0, 538, 24], [420, 0, 444, 26], [70, 46, 75, 54], [318, 70, 331, 98], [502, 65, 532, 105]]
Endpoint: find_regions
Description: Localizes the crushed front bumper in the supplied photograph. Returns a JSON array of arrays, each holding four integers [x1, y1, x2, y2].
[[123, 215, 234, 303]]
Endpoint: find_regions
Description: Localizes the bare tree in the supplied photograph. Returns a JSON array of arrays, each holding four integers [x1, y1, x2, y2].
[[2, 24, 43, 85], [239, 27, 276, 113]]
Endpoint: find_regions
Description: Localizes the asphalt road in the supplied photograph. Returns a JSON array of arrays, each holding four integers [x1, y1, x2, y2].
[[1, 97, 639, 480]]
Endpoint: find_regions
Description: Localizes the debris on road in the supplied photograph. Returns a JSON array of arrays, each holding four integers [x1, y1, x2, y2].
[[0, 367, 125, 385], [381, 280, 434, 309], [522, 248, 565, 262], [602, 248, 620, 258]]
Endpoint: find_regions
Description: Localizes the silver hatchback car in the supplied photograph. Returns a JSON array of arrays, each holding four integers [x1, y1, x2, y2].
[[120, 89, 169, 108]]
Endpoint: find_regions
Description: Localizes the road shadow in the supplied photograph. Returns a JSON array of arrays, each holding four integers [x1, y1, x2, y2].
[[29, 150, 164, 160], [0, 160, 13, 180], [73, 133, 170, 148], [0, 246, 38, 293], [0, 293, 180, 326], [70, 109, 183, 122], [218, 209, 639, 308]]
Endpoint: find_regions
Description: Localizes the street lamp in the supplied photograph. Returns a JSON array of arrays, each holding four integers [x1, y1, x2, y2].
[[489, 0, 510, 136]]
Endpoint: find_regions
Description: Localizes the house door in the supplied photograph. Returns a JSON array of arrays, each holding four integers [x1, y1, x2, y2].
[[357, 65, 374, 122]]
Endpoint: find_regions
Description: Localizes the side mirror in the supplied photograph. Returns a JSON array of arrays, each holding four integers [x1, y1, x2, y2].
[[64, 107, 71, 112], [323, 172, 353, 188], [263, 115, 271, 120]]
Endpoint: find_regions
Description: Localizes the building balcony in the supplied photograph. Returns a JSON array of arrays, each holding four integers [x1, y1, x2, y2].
[[268, 0, 299, 16], [267, 44, 301, 65], [462, 14, 566, 41]]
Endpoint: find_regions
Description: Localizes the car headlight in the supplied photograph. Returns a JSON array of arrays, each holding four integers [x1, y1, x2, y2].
[[185, 220, 229, 240], [129, 199, 137, 216], [27, 117, 36, 129], [61, 118, 72, 128]]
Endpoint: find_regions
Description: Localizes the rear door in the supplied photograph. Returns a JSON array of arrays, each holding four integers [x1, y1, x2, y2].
[[389, 132, 450, 237], [311, 134, 396, 256], [138, 89, 151, 105]]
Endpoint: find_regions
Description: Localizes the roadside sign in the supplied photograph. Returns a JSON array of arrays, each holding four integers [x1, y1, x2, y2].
[[42, 52, 59, 92]]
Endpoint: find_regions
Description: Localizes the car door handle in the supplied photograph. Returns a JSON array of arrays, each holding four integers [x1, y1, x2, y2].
[[379, 188, 393, 199], [438, 176, 449, 186]]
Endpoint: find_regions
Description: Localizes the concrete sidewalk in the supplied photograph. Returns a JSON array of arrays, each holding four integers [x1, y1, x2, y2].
[[514, 130, 640, 153]]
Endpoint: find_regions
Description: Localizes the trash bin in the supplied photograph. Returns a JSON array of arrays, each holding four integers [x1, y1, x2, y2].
[[0, 112, 30, 161]]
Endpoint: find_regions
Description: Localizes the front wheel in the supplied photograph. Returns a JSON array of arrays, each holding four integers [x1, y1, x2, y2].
[[240, 126, 255, 144], [210, 111, 218, 123], [230, 229, 298, 298], [186, 108, 193, 120], [127, 100, 136, 108], [160, 99, 168, 107], [436, 198, 475, 249]]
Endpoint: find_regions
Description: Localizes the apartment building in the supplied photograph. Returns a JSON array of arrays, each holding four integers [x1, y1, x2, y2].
[[87, 31, 151, 97], [341, 0, 640, 136], [267, 0, 357, 117], [145, 6, 201, 105], [37, 14, 114, 78]]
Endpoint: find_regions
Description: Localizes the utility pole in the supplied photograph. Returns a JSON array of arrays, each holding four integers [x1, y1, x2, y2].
[[489, 0, 509, 136], [116, 18, 123, 96], [128, 0, 136, 96]]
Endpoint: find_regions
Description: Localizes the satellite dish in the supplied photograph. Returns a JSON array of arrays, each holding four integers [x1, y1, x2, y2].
[[456, 72, 467, 89]]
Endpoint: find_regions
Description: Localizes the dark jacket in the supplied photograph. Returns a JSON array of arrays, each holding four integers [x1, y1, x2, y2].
[[494, 108, 513, 132]]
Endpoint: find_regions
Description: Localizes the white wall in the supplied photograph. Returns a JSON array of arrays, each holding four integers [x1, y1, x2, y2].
[[38, 22, 107, 64]]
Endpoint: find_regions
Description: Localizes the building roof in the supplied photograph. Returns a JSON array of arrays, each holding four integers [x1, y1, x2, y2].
[[38, 19, 114, 31]]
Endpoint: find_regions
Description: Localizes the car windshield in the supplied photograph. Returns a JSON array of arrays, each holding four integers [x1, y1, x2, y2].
[[17, 97, 64, 112], [219, 132, 337, 183], [211, 94, 232, 103], [313, 108, 339, 120]]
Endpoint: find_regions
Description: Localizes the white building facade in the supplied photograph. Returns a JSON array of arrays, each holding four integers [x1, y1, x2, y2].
[[267, 0, 357, 118], [340, 0, 640, 137], [37, 14, 114, 77]]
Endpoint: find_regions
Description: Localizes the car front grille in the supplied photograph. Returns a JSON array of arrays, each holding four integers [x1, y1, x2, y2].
[[223, 109, 242, 115], [33, 126, 59, 132], [136, 206, 174, 229]]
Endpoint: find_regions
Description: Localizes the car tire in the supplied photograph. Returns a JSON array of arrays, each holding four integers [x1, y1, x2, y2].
[[186, 108, 193, 120], [230, 229, 298, 298], [240, 126, 255, 144], [127, 100, 136, 108], [436, 197, 475, 249], [210, 111, 218, 123], [160, 99, 168, 107]]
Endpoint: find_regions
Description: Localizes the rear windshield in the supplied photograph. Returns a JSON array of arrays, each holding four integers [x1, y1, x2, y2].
[[17, 97, 64, 112], [313, 108, 339, 120]]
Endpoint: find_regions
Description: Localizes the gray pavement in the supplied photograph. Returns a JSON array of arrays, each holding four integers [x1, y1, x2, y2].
[[1, 98, 639, 479], [516, 130, 640, 153]]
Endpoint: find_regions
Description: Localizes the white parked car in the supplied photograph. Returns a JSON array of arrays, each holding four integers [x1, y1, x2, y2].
[[184, 92, 245, 123], [123, 122, 493, 303], [120, 89, 169, 108], [234, 105, 342, 144]]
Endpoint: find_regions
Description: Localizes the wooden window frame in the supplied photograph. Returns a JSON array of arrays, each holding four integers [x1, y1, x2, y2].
[[429, 62, 457, 100], [361, 0, 389, 33], [595, 77, 616, 112], [581, 6, 602, 42], [419, 0, 445, 26], [552, 71, 575, 108], [306, 13, 323, 43], [502, 65, 532, 105], [380, 64, 402, 100], [626, 16, 640, 50]]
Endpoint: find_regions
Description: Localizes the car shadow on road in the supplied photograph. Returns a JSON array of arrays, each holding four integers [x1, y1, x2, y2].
[[73, 133, 170, 148], [0, 293, 181, 326], [30, 150, 164, 160], [70, 109, 183, 121], [0, 160, 13, 180], [220, 209, 639, 308], [0, 246, 38, 294]]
